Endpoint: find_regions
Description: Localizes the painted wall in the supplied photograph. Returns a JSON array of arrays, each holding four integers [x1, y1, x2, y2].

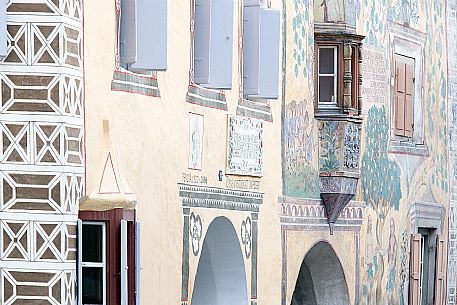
[[281, 1, 451, 305], [83, 0, 282, 304]]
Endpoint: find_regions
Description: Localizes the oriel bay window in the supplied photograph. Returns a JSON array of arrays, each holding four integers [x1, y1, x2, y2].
[[78, 209, 139, 305], [314, 34, 363, 115]]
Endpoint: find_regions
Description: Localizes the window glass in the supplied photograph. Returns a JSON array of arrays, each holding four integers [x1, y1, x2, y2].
[[82, 267, 104, 305], [82, 224, 103, 263], [319, 48, 335, 74], [319, 76, 335, 103]]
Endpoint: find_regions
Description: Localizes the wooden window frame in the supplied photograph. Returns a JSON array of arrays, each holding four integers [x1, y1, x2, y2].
[[315, 41, 344, 111], [79, 209, 136, 305]]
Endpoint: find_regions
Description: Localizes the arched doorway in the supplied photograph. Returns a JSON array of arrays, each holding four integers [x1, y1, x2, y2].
[[191, 217, 248, 305], [291, 241, 350, 305]]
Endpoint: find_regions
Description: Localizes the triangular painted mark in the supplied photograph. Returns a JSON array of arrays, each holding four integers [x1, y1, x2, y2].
[[99, 153, 121, 194]]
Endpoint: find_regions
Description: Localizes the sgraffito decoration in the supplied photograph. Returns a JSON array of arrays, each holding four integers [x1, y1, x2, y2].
[[189, 212, 202, 256], [0, 1, 84, 305], [188, 113, 204, 170], [241, 216, 252, 259], [227, 115, 264, 177], [179, 184, 262, 305], [343, 124, 361, 169]]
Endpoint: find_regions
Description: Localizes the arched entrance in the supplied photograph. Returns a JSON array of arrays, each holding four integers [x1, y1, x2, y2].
[[191, 216, 248, 305], [291, 241, 350, 305]]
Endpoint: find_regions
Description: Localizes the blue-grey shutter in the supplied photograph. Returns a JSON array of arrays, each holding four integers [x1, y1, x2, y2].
[[120, 0, 137, 65], [0, 0, 6, 60], [135, 222, 141, 305], [243, 2, 280, 98], [121, 220, 128, 305], [194, 0, 233, 89], [131, 0, 167, 71]]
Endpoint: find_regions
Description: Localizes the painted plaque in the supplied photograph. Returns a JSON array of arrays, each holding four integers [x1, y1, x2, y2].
[[189, 113, 204, 170], [226, 115, 263, 176], [361, 47, 387, 110]]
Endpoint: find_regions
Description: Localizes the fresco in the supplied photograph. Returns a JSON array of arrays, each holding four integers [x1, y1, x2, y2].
[[357, 0, 449, 304], [283, 0, 320, 199], [314, 0, 345, 23], [283, 100, 320, 198]]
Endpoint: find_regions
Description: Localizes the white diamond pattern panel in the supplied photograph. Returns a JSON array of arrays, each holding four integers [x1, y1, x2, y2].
[[0, 0, 83, 304]]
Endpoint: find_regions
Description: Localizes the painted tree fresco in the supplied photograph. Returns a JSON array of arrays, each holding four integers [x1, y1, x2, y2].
[[361, 106, 402, 305]]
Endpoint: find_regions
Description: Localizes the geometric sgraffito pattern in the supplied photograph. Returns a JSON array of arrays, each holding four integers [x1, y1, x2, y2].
[[1, 172, 83, 213], [0, 122, 83, 166], [0, 269, 77, 305], [4, 21, 81, 68], [0, 221, 77, 262], [1, 0, 83, 304], [0, 74, 83, 117]]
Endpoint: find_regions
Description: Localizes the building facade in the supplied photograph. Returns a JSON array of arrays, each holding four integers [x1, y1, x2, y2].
[[0, 0, 455, 305]]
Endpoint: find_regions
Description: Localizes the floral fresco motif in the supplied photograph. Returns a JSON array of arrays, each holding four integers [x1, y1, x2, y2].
[[292, 0, 314, 79], [318, 121, 343, 173]]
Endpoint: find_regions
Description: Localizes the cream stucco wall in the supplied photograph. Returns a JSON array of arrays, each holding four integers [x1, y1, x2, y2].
[[83, 0, 283, 304]]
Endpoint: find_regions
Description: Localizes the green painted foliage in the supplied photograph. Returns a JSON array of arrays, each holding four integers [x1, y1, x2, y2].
[[361, 106, 402, 212]]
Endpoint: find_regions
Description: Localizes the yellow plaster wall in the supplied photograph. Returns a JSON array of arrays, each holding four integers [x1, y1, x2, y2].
[[83, 0, 283, 304]]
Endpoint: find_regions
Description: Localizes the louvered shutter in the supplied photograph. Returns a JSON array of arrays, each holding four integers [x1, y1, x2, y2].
[[404, 63, 414, 138], [395, 61, 406, 136], [409, 234, 422, 305], [434, 235, 446, 305]]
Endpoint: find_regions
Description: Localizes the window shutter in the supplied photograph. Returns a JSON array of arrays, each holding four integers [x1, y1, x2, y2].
[[243, 2, 280, 99], [77, 220, 82, 305], [404, 63, 414, 138], [409, 234, 422, 305], [135, 222, 141, 305], [0, 0, 7, 60], [120, 0, 137, 65], [434, 235, 446, 305], [121, 220, 128, 305], [194, 0, 234, 89], [130, 0, 167, 71], [395, 61, 406, 136]]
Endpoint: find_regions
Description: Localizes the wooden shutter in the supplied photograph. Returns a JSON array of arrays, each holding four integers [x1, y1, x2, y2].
[[395, 61, 406, 136], [434, 235, 446, 305], [409, 234, 422, 305], [404, 63, 414, 137]]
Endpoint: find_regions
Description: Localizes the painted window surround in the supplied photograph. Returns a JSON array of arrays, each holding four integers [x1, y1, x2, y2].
[[111, 0, 161, 97], [388, 22, 428, 156]]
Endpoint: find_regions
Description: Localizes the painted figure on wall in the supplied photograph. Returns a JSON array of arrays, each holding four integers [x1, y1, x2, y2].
[[316, 0, 344, 23], [283, 100, 319, 198], [386, 218, 398, 304]]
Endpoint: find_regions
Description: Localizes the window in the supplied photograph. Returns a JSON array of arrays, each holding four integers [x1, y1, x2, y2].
[[193, 0, 234, 89], [409, 230, 445, 305], [394, 54, 414, 138], [78, 209, 139, 305], [314, 37, 362, 115], [317, 45, 339, 108], [80, 223, 106, 305], [119, 0, 167, 71]]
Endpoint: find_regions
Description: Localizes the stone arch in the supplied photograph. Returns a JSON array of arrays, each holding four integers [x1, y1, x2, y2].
[[291, 241, 350, 305], [191, 216, 248, 305]]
